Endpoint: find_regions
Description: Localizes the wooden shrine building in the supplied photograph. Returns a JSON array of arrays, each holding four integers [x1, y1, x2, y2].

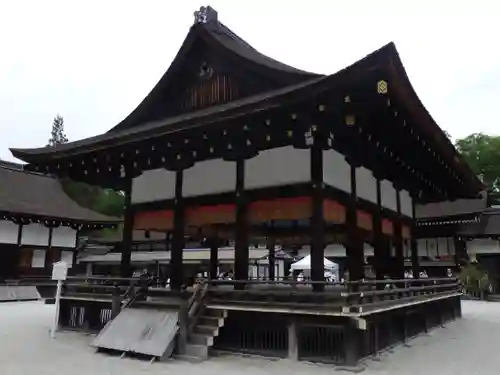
[[8, 7, 479, 365], [10, 6, 482, 291], [0, 160, 119, 280]]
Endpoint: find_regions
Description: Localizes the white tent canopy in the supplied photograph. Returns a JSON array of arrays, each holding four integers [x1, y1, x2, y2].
[[290, 254, 339, 271]]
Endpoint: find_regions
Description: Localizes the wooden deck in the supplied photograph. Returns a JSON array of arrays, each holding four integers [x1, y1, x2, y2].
[[4, 275, 462, 366]]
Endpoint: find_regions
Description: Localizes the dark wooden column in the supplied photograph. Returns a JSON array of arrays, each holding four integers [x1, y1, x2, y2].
[[165, 231, 171, 252], [345, 163, 364, 285], [267, 236, 276, 281], [170, 170, 185, 290], [372, 178, 386, 281], [310, 137, 325, 292], [453, 236, 467, 266], [234, 159, 249, 289], [209, 233, 219, 281], [394, 190, 405, 279], [410, 200, 420, 278], [120, 179, 134, 277]]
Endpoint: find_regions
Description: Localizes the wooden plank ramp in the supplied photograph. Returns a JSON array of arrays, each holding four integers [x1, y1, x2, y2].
[[91, 307, 179, 361]]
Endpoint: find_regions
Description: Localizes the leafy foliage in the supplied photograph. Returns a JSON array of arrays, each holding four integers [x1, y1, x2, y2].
[[60, 179, 124, 218], [47, 114, 124, 219], [455, 133, 500, 192], [458, 263, 491, 294]]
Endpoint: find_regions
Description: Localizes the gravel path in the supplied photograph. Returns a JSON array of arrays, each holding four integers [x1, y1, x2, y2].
[[0, 300, 498, 375]]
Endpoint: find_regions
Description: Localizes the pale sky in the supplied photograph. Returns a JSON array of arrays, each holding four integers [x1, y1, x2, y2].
[[0, 0, 498, 162]]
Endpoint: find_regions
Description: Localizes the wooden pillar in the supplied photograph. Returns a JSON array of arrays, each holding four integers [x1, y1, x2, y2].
[[310, 139, 325, 292], [209, 235, 219, 281], [120, 179, 133, 278], [267, 236, 276, 281], [234, 159, 249, 289], [394, 190, 405, 279], [287, 317, 299, 361], [165, 231, 171, 252], [410, 200, 420, 278], [170, 170, 185, 290], [344, 322, 362, 366], [373, 178, 386, 281], [454, 236, 467, 266], [346, 163, 364, 284], [111, 284, 122, 319]]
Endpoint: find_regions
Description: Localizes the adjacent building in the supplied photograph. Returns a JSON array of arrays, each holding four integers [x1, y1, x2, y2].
[[0, 160, 120, 279]]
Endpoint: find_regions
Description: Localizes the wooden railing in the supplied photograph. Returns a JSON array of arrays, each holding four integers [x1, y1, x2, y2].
[[205, 277, 461, 314]]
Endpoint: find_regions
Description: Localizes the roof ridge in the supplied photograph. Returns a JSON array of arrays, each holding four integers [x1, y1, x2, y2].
[[214, 22, 255, 50]]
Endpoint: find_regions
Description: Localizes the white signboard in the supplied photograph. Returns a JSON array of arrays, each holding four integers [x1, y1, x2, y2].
[[31, 249, 46, 268], [51, 261, 68, 339], [52, 261, 69, 281]]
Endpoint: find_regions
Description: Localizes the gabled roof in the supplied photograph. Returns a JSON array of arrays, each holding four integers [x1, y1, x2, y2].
[[0, 162, 120, 223], [108, 6, 319, 133]]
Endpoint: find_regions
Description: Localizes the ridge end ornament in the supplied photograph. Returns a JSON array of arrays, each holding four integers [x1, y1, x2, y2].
[[193, 6, 218, 25], [377, 80, 388, 94]]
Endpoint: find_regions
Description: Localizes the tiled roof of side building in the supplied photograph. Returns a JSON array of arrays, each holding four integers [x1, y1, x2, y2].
[[459, 207, 500, 237], [0, 162, 121, 223]]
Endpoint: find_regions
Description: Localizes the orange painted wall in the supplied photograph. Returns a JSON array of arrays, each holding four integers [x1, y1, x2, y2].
[[402, 225, 411, 239], [357, 210, 373, 231], [248, 196, 312, 223], [323, 199, 346, 223], [382, 218, 394, 236], [185, 204, 236, 226], [134, 210, 174, 231]]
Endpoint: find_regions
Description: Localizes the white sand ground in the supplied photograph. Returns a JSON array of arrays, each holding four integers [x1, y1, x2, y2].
[[0, 300, 498, 375]]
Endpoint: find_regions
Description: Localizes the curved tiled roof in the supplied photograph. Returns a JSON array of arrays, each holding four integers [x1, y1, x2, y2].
[[104, 9, 320, 133], [205, 21, 318, 76]]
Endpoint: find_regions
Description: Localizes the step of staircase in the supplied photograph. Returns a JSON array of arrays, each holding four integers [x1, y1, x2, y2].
[[203, 308, 228, 319], [198, 315, 224, 327], [184, 343, 210, 360], [193, 324, 219, 336], [188, 333, 214, 346]]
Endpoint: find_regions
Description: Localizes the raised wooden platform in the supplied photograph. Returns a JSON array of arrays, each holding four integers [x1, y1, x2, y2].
[[12, 275, 462, 366]]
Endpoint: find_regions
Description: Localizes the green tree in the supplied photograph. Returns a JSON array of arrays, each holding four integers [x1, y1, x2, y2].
[[47, 115, 123, 218], [455, 133, 500, 192], [48, 114, 68, 146]]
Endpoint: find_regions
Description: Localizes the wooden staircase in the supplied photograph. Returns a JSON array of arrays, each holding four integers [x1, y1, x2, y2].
[[183, 307, 227, 361]]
